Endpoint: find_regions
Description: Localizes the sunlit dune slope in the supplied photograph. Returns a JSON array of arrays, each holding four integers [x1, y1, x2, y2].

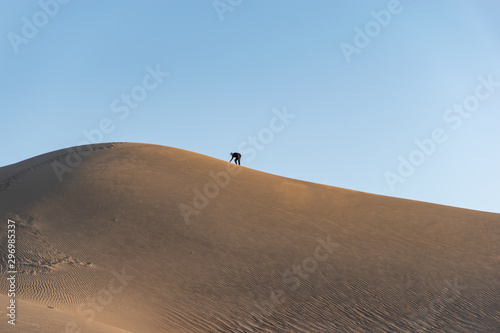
[[0, 142, 499, 332]]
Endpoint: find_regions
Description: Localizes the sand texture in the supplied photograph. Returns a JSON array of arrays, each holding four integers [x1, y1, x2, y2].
[[1, 143, 499, 332]]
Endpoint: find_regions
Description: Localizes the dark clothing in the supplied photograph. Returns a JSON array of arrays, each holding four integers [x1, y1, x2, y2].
[[230, 152, 241, 165]]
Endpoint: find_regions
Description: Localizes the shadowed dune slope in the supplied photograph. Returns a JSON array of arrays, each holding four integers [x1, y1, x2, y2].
[[0, 142, 499, 332]]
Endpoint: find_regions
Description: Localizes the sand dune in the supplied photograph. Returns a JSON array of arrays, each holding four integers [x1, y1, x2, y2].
[[0, 142, 499, 332]]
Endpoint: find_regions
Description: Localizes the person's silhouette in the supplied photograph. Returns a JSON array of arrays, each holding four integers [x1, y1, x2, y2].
[[229, 152, 241, 165]]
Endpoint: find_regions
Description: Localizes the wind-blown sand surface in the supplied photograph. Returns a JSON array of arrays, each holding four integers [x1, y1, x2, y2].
[[0, 142, 499, 332]]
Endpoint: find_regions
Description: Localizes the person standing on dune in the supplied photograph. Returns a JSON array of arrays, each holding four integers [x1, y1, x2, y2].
[[229, 152, 241, 165]]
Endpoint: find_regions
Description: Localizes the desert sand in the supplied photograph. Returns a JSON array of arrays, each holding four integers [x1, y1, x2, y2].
[[0, 142, 499, 332]]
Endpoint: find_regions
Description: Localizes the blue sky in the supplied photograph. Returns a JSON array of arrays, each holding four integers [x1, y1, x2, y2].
[[1, 0, 499, 213]]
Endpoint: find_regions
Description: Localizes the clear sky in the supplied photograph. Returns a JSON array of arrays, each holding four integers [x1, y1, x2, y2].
[[1, 0, 499, 213]]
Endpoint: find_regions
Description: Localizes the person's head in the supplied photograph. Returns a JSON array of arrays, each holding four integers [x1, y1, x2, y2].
[[230, 152, 233, 156]]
